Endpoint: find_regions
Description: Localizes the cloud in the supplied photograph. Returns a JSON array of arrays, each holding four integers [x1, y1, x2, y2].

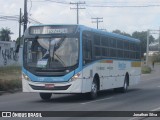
[[31, 3, 76, 24], [0, 0, 23, 40], [0, 0, 160, 40]]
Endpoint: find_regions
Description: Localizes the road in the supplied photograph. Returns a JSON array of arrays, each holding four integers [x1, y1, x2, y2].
[[0, 65, 160, 120]]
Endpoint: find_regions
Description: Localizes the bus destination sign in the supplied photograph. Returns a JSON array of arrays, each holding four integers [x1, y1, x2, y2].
[[29, 26, 77, 35]]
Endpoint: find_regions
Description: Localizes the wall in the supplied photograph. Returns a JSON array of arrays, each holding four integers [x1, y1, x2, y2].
[[0, 41, 22, 67]]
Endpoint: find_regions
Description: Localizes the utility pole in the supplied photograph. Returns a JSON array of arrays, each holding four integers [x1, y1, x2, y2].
[[91, 17, 103, 29], [19, 8, 22, 41], [146, 30, 150, 66], [146, 29, 160, 65], [70, 1, 85, 24], [159, 27, 160, 51], [15, 8, 22, 53], [24, 0, 28, 33]]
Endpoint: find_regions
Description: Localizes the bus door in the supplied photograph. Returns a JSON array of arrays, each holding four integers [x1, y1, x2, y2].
[[82, 32, 93, 92]]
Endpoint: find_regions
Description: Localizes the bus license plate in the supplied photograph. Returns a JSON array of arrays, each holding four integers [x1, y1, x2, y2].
[[45, 84, 54, 88]]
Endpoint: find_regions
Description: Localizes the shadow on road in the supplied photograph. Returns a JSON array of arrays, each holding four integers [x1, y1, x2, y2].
[[32, 88, 141, 103]]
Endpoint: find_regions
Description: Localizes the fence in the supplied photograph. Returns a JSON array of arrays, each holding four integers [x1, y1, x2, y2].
[[0, 41, 22, 67]]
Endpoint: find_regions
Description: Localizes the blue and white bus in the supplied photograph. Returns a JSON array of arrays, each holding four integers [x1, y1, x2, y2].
[[22, 24, 141, 100]]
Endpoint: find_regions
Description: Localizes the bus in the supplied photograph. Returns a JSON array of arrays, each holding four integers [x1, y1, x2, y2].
[[22, 24, 141, 100]]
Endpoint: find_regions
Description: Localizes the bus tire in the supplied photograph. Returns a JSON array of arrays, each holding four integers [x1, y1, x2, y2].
[[114, 75, 128, 93], [120, 75, 128, 93], [88, 78, 98, 100], [39, 93, 52, 100]]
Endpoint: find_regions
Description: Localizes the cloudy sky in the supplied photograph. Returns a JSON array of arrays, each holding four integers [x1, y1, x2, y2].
[[0, 0, 160, 40]]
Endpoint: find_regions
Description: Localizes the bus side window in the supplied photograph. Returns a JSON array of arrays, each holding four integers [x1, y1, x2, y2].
[[83, 32, 92, 65]]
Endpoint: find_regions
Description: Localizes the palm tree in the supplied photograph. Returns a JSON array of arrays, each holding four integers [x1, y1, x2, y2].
[[0, 28, 13, 41]]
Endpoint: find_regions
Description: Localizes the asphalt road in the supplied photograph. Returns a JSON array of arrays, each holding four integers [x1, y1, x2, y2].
[[0, 65, 160, 120]]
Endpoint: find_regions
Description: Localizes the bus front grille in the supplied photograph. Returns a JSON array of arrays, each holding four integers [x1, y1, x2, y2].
[[29, 84, 71, 90]]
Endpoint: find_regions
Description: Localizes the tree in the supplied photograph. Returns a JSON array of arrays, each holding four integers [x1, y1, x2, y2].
[[112, 29, 131, 37], [0, 28, 13, 41], [132, 31, 155, 57], [112, 29, 122, 34], [112, 30, 156, 57], [155, 37, 160, 43]]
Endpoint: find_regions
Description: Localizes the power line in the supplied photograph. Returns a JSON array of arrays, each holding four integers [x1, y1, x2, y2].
[[86, 4, 160, 8], [28, 17, 42, 24], [31, 0, 160, 8], [70, 1, 86, 24], [32, 0, 69, 4], [0, 15, 19, 21], [0, 15, 42, 24]]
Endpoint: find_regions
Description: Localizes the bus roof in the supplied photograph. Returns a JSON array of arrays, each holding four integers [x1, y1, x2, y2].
[[28, 24, 140, 43], [78, 25, 140, 43]]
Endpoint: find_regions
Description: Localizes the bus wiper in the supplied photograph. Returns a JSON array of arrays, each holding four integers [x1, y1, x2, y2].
[[50, 36, 66, 62], [54, 36, 66, 51], [54, 53, 66, 67], [47, 36, 66, 68]]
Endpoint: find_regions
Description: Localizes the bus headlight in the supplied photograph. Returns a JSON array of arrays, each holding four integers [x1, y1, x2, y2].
[[71, 73, 80, 82], [22, 73, 31, 81]]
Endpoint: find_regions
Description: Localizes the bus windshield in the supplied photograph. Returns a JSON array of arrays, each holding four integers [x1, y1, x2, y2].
[[24, 37, 79, 69]]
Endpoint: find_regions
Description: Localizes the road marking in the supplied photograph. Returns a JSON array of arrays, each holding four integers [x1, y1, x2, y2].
[[128, 117, 138, 120], [81, 97, 113, 105], [151, 106, 160, 111]]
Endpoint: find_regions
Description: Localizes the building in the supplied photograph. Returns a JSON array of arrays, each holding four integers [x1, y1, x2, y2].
[[0, 41, 22, 66]]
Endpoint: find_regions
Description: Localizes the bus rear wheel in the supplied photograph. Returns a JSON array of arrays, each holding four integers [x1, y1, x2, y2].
[[114, 75, 128, 93], [120, 75, 128, 93], [39, 93, 52, 100]]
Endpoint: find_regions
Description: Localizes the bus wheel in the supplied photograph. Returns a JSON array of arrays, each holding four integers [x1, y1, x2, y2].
[[88, 79, 98, 100], [39, 93, 52, 100], [114, 75, 128, 93]]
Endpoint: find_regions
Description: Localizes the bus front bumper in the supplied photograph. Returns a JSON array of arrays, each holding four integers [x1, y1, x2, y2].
[[22, 78, 83, 93]]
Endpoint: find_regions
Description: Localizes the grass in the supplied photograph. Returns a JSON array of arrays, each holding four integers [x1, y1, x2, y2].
[[0, 66, 22, 91], [141, 66, 152, 74]]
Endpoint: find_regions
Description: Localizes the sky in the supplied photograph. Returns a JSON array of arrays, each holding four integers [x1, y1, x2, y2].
[[0, 0, 160, 40]]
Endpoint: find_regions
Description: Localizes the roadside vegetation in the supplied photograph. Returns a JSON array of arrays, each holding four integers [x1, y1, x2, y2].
[[141, 66, 151, 74], [0, 66, 21, 91]]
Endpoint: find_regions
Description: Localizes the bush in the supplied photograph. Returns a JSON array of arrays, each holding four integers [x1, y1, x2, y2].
[[0, 79, 22, 91], [141, 66, 151, 74], [0, 66, 22, 91]]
